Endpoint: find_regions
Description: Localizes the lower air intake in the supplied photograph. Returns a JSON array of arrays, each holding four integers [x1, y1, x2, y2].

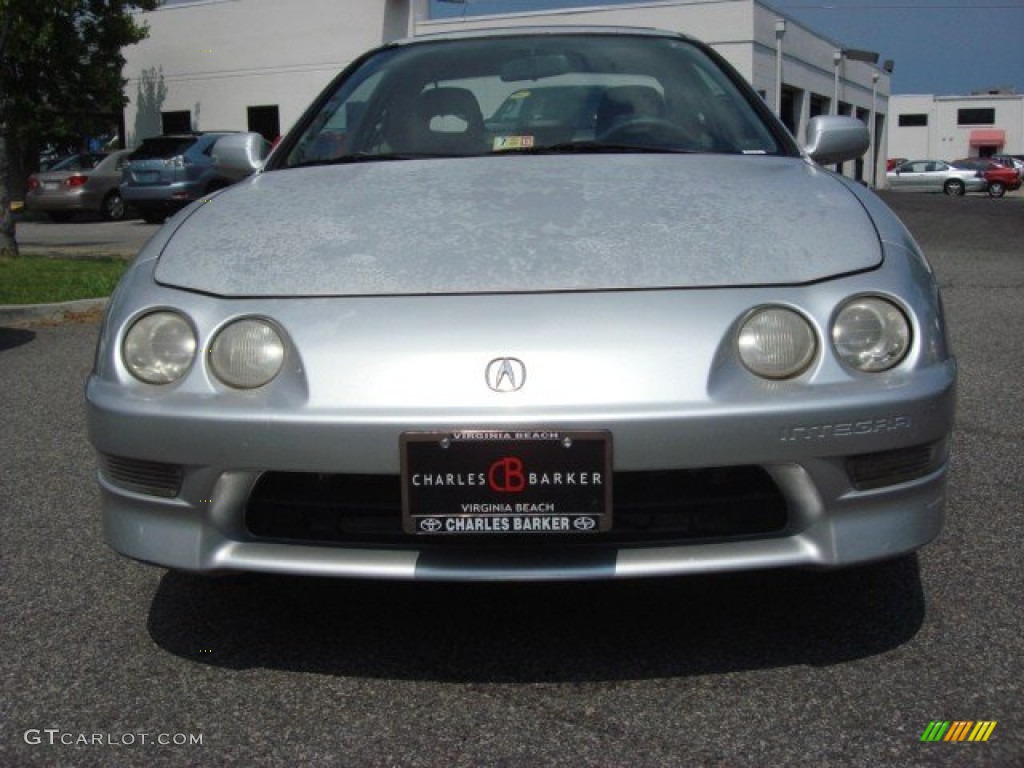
[[100, 454, 183, 498]]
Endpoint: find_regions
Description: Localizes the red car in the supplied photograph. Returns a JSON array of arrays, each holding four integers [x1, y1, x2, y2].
[[952, 158, 1022, 198]]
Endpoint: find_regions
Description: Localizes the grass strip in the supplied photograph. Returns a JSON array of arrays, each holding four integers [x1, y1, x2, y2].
[[0, 255, 128, 304]]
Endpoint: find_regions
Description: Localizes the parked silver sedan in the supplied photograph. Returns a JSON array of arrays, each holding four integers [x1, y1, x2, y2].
[[87, 27, 956, 581], [25, 150, 131, 221], [885, 159, 986, 196]]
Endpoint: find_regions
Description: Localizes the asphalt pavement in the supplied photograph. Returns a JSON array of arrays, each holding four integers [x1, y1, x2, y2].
[[1, 191, 1021, 766]]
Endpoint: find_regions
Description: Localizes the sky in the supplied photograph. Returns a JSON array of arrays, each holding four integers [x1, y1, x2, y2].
[[429, 0, 1024, 96]]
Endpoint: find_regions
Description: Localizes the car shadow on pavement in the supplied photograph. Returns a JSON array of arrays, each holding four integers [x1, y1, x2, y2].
[[0, 327, 37, 351], [147, 556, 925, 681]]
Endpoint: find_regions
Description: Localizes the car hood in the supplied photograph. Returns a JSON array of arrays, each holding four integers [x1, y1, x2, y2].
[[154, 154, 881, 297]]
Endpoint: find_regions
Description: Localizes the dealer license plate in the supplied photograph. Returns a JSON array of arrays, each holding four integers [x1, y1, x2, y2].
[[401, 430, 612, 535]]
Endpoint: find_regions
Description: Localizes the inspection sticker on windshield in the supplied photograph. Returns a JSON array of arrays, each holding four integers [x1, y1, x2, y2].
[[493, 135, 535, 151], [401, 430, 612, 535]]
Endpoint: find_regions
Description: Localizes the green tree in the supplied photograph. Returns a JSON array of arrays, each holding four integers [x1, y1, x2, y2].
[[1, 0, 159, 256]]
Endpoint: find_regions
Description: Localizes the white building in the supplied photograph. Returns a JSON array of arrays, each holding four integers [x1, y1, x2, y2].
[[121, 0, 415, 143], [121, 0, 892, 184], [888, 92, 1024, 162]]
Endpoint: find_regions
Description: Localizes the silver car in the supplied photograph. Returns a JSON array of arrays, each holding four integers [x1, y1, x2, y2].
[[25, 150, 131, 221], [885, 159, 986, 196], [87, 28, 956, 581]]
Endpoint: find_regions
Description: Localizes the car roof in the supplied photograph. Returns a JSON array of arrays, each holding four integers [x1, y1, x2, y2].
[[141, 133, 201, 139], [390, 25, 692, 46], [140, 132, 236, 140]]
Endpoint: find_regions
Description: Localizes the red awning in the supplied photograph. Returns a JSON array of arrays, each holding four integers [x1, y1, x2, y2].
[[969, 129, 1005, 147]]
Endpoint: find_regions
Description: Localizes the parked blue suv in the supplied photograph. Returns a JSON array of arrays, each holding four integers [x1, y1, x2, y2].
[[121, 132, 249, 223]]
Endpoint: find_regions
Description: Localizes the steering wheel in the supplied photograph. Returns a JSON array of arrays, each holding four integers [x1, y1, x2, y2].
[[596, 117, 697, 148]]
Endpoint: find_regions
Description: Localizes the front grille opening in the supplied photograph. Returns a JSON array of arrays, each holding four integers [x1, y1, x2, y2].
[[100, 454, 183, 498], [245, 466, 788, 547], [612, 468, 787, 540], [846, 440, 948, 491], [247, 473, 401, 540]]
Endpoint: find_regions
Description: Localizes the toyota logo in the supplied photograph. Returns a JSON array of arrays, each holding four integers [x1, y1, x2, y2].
[[485, 357, 526, 392], [420, 518, 443, 532]]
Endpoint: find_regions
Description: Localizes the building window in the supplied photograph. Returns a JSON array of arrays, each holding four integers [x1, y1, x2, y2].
[[898, 114, 927, 127], [161, 111, 192, 133], [957, 108, 995, 125], [779, 87, 797, 135], [247, 105, 281, 143]]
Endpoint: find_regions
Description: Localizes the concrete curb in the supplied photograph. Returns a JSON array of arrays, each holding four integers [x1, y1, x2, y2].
[[0, 297, 109, 327]]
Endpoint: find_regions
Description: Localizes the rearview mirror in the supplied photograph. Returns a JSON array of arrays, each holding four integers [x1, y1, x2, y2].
[[500, 54, 572, 82], [803, 116, 869, 166]]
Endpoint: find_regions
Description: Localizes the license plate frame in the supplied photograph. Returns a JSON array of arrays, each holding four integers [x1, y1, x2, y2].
[[401, 429, 612, 536]]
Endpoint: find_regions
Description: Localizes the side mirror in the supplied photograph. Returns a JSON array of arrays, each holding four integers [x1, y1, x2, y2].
[[803, 116, 869, 166], [212, 132, 270, 180]]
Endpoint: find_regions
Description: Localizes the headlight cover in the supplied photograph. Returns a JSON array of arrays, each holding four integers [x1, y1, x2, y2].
[[737, 307, 817, 379], [209, 318, 285, 389], [832, 297, 910, 372], [123, 311, 197, 384]]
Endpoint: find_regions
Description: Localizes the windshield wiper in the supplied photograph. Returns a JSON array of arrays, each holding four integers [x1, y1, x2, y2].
[[288, 144, 701, 169], [290, 152, 457, 169], [496, 141, 702, 156]]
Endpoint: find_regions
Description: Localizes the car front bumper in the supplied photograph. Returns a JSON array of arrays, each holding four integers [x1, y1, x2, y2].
[[88, 415, 952, 581]]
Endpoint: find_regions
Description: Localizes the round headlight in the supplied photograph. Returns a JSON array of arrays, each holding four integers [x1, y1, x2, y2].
[[123, 311, 196, 384], [738, 307, 817, 379], [209, 318, 285, 389], [832, 297, 910, 372]]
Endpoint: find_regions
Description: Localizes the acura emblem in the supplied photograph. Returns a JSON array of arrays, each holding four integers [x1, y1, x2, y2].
[[485, 357, 526, 392]]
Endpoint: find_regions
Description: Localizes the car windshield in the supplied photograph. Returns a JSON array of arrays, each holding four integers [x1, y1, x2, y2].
[[129, 137, 197, 160], [280, 32, 787, 168]]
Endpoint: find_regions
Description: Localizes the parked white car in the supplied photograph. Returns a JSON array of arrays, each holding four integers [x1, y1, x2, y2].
[[886, 159, 987, 196]]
